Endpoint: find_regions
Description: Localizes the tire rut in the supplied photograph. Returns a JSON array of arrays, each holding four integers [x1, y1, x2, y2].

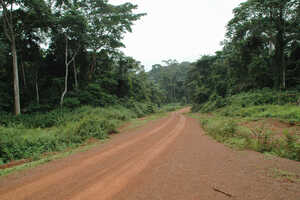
[[69, 115, 186, 200]]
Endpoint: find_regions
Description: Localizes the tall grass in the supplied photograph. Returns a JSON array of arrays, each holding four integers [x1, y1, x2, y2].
[[219, 105, 300, 123], [192, 89, 300, 113], [192, 114, 300, 161], [0, 103, 180, 165]]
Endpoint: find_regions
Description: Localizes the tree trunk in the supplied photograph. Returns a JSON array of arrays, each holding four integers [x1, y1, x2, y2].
[[60, 37, 79, 106], [88, 51, 96, 81], [275, 6, 286, 90], [282, 61, 286, 89], [1, 0, 21, 115], [60, 37, 69, 107], [73, 58, 78, 89], [12, 39, 21, 115], [21, 59, 27, 88], [274, 29, 285, 89], [35, 72, 39, 105], [60, 61, 69, 107]]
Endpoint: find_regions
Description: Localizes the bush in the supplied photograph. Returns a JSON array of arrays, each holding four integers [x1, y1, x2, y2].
[[63, 97, 81, 108], [0, 127, 60, 162], [192, 89, 300, 113], [0, 101, 166, 165], [0, 109, 66, 128], [196, 114, 300, 161], [159, 103, 182, 112], [71, 116, 118, 140], [218, 105, 300, 123]]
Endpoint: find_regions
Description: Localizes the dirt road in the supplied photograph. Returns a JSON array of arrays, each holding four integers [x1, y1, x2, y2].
[[0, 108, 299, 200]]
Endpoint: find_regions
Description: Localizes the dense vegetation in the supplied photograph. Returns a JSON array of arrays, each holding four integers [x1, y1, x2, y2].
[[0, 0, 170, 166], [191, 113, 300, 161], [187, 0, 300, 107], [0, 103, 178, 165], [0, 0, 167, 115], [184, 0, 300, 162], [148, 60, 191, 104]]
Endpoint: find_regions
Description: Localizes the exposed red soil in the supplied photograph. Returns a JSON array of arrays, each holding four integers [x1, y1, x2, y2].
[[0, 108, 299, 200]]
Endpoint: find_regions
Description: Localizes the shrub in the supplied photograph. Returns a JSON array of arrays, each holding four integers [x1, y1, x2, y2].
[[63, 97, 81, 108], [197, 114, 300, 162], [71, 116, 118, 141], [0, 127, 60, 162], [0, 102, 165, 165], [249, 127, 274, 153], [192, 89, 300, 113]]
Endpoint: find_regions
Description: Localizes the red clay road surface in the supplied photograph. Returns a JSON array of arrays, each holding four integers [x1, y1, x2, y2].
[[0, 108, 300, 200]]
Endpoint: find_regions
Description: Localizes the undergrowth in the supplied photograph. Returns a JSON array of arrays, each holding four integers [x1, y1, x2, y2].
[[0, 103, 181, 165], [191, 114, 300, 162], [192, 89, 300, 123]]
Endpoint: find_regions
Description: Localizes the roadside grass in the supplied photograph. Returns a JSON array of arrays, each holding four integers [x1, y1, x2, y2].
[[268, 168, 300, 183], [0, 140, 105, 177], [0, 103, 182, 176], [124, 112, 168, 131], [218, 104, 300, 124], [188, 113, 300, 161], [122, 103, 184, 132], [158, 103, 183, 112]]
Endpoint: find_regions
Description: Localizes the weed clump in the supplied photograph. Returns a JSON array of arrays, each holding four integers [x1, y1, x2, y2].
[[194, 114, 300, 161], [0, 103, 182, 165]]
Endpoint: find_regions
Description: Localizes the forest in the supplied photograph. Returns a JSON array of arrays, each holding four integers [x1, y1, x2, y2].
[[0, 0, 300, 165]]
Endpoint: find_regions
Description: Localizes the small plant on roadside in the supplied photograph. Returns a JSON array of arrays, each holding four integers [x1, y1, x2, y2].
[[222, 119, 237, 137], [282, 131, 300, 161], [269, 168, 300, 183], [249, 126, 274, 153]]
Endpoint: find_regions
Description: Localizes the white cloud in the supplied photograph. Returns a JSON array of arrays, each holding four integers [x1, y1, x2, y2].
[[111, 0, 245, 70]]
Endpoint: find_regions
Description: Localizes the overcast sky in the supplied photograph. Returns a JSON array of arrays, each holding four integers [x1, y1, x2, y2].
[[112, 0, 245, 70]]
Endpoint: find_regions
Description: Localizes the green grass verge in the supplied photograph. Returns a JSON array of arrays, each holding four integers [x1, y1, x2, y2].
[[124, 112, 168, 131], [0, 103, 182, 176], [268, 168, 300, 183], [188, 113, 300, 161], [218, 104, 300, 124], [0, 140, 106, 177]]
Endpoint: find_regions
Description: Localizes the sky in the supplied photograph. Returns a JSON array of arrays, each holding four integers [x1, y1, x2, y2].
[[112, 0, 245, 70]]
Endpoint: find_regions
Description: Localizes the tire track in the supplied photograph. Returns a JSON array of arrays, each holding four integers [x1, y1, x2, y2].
[[69, 115, 186, 200]]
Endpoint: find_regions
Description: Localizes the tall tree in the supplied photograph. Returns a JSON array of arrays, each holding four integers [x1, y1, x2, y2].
[[57, 7, 87, 106], [82, 0, 145, 80], [227, 0, 300, 89], [1, 0, 21, 115]]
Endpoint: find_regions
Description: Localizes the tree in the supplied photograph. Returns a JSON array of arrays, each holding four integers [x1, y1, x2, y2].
[[82, 0, 145, 80], [149, 60, 191, 103], [0, 0, 52, 114], [57, 7, 88, 106], [1, 0, 21, 115], [227, 0, 300, 89]]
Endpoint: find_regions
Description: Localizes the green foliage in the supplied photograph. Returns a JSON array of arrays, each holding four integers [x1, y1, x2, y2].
[[193, 114, 300, 161], [219, 105, 300, 123], [0, 102, 163, 164], [0, 109, 66, 128], [122, 99, 158, 117], [186, 0, 300, 109], [148, 61, 192, 103], [0, 0, 148, 115], [193, 90, 300, 120], [71, 117, 112, 140], [226, 89, 300, 107], [199, 116, 239, 144], [159, 103, 183, 112]]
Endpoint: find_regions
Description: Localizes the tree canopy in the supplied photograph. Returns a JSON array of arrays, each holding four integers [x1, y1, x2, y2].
[[0, 0, 299, 115]]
